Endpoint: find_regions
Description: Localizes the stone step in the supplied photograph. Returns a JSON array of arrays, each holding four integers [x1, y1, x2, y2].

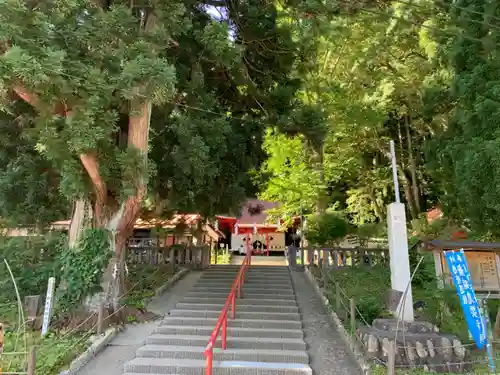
[[189, 286, 295, 294], [154, 325, 304, 339], [194, 281, 292, 288], [180, 297, 297, 307], [169, 309, 301, 321], [207, 266, 289, 270], [147, 334, 306, 350], [136, 344, 309, 363], [185, 291, 296, 300], [175, 303, 299, 314], [200, 274, 291, 280], [204, 270, 290, 276], [161, 317, 302, 330], [197, 279, 292, 285], [124, 358, 312, 375]]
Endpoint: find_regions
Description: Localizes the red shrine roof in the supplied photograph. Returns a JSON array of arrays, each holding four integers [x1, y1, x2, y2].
[[216, 199, 281, 228]]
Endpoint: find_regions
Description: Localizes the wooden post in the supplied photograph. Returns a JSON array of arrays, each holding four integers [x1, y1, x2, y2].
[[387, 340, 396, 375], [350, 298, 356, 333], [336, 284, 341, 311], [27, 346, 36, 375], [308, 246, 314, 266], [0, 322, 4, 355], [170, 247, 176, 271], [97, 302, 104, 335], [322, 265, 327, 288]]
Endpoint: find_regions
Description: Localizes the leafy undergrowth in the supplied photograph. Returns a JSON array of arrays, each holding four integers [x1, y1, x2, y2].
[[0, 301, 88, 375], [0, 329, 88, 375], [310, 265, 469, 337], [1, 263, 176, 373], [309, 265, 498, 373], [120, 263, 176, 322]]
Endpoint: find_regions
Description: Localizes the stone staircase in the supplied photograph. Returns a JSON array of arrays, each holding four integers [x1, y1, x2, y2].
[[123, 265, 312, 375]]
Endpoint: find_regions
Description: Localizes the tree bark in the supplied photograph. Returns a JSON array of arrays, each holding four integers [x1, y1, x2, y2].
[[68, 199, 92, 249], [312, 143, 326, 214], [396, 123, 418, 219], [369, 190, 384, 221], [102, 99, 152, 311], [79, 153, 108, 227], [398, 165, 418, 219], [404, 104, 421, 213]]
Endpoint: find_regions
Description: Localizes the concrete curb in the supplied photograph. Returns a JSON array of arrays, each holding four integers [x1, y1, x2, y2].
[[304, 267, 371, 375], [59, 326, 122, 375], [59, 267, 190, 375], [154, 267, 190, 297]]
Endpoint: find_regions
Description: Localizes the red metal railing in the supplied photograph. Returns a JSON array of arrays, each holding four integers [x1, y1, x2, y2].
[[204, 243, 252, 375]]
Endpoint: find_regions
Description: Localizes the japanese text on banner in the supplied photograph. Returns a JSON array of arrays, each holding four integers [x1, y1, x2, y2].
[[444, 249, 487, 349]]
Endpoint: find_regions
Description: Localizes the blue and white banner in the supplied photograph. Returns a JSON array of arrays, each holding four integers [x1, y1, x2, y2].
[[444, 249, 487, 349]]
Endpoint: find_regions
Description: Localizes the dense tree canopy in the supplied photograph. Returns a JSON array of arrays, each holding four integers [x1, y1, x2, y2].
[[1, 0, 500, 242], [0, 0, 302, 236], [258, 0, 500, 238]]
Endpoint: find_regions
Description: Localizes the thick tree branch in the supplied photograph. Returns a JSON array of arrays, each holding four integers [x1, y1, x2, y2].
[[79, 152, 108, 226], [114, 100, 152, 255], [14, 85, 109, 227], [13, 85, 70, 115]]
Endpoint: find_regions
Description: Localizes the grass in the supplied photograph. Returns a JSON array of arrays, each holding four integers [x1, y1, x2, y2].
[[120, 263, 176, 317], [0, 302, 88, 375], [309, 264, 498, 374], [1, 263, 176, 373]]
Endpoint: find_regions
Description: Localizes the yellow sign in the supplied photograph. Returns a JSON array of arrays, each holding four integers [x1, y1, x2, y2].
[[442, 251, 500, 291]]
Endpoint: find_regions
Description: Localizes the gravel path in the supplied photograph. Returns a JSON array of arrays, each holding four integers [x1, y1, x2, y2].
[[75, 270, 203, 375], [290, 270, 363, 375]]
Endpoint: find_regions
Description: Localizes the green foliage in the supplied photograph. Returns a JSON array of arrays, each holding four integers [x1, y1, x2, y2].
[[0, 233, 66, 301], [0, 0, 304, 226], [121, 263, 174, 313], [0, 106, 69, 227], [322, 265, 468, 339], [0, 330, 88, 375], [425, 0, 500, 236], [325, 266, 391, 324], [57, 229, 112, 311], [355, 223, 386, 247], [305, 210, 349, 246], [257, 129, 322, 221]]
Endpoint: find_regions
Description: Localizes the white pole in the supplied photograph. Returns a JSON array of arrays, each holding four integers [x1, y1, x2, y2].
[[390, 140, 401, 203], [41, 277, 56, 336], [387, 141, 414, 321]]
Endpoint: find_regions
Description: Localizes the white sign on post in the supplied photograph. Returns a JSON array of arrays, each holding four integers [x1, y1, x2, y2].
[[41, 277, 56, 336]]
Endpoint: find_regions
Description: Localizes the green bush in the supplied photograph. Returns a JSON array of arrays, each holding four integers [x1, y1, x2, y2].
[[0, 233, 66, 301], [326, 265, 390, 324], [323, 263, 470, 339], [305, 210, 349, 246]]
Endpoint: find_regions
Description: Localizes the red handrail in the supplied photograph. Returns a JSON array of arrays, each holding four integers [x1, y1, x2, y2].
[[204, 243, 252, 375]]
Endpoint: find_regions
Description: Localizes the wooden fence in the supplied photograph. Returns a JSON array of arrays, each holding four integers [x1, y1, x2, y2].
[[127, 243, 211, 268], [293, 246, 389, 268]]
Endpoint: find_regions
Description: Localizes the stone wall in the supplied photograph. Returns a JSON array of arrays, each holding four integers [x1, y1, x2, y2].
[[356, 319, 471, 373]]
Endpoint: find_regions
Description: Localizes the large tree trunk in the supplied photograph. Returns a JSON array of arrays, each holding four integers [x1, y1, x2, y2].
[[98, 99, 152, 313], [68, 199, 93, 248], [13, 82, 152, 318]]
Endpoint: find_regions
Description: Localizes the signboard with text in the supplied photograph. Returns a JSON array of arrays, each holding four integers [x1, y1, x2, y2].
[[444, 249, 487, 349], [441, 250, 500, 291]]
